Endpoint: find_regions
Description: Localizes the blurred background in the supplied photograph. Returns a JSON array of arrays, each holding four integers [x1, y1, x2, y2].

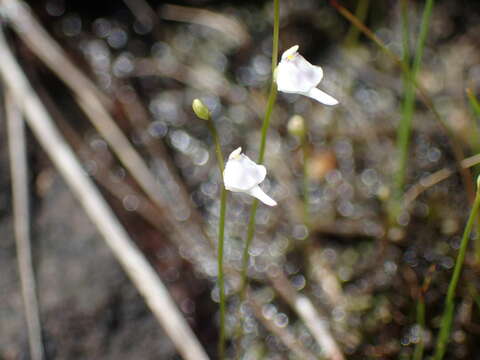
[[1, 0, 480, 359]]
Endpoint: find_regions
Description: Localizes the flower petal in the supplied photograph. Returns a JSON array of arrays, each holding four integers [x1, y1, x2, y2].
[[305, 87, 339, 106], [223, 154, 266, 192], [281, 45, 299, 60], [228, 147, 242, 160], [276, 55, 323, 94], [247, 185, 277, 206]]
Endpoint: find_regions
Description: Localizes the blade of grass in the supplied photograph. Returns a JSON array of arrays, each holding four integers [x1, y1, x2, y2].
[[468, 284, 480, 315], [467, 88, 480, 119], [466, 88, 480, 264], [400, 0, 411, 63], [413, 299, 426, 360], [394, 0, 435, 219], [413, 265, 435, 360], [433, 179, 480, 360], [466, 88, 480, 155]]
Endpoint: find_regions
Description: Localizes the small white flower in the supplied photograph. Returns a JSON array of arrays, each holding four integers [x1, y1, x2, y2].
[[276, 45, 339, 106], [223, 147, 277, 206]]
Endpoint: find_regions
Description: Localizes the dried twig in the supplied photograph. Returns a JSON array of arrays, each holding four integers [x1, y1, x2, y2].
[[159, 4, 249, 47], [0, 0, 214, 273], [0, 26, 209, 360], [404, 153, 480, 207], [6, 90, 45, 360], [248, 291, 318, 360], [268, 268, 345, 360]]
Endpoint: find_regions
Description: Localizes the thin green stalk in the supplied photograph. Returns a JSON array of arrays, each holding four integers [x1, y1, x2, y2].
[[237, 0, 280, 347], [466, 88, 480, 152], [205, 114, 228, 359], [467, 88, 480, 119], [394, 0, 435, 209], [344, 0, 370, 47], [400, 0, 411, 63], [239, 0, 279, 302], [217, 187, 227, 359], [413, 299, 425, 360], [394, 0, 412, 202], [302, 133, 310, 228], [433, 182, 480, 360], [468, 284, 480, 315], [466, 88, 480, 161], [466, 89, 480, 263], [413, 264, 434, 360]]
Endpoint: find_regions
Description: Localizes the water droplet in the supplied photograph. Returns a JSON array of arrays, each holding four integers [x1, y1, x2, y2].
[[148, 121, 168, 138], [122, 195, 139, 211], [62, 14, 81, 37], [92, 18, 111, 38], [261, 303, 277, 320], [113, 53, 134, 77], [46, 0, 65, 16], [107, 28, 128, 49], [273, 313, 289, 328], [292, 224, 308, 240]]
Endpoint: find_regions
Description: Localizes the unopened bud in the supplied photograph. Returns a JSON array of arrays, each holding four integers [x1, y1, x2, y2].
[[192, 99, 210, 121], [287, 115, 305, 138]]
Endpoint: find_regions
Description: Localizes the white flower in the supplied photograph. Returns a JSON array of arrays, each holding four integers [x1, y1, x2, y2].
[[276, 45, 339, 106], [223, 147, 277, 206]]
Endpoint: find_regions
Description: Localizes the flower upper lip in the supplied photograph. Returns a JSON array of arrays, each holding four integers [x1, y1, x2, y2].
[[281, 44, 299, 60], [223, 147, 277, 206], [276, 45, 339, 106]]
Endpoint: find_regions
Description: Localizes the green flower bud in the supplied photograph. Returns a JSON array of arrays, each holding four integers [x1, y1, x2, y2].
[[192, 99, 210, 121], [287, 115, 305, 138]]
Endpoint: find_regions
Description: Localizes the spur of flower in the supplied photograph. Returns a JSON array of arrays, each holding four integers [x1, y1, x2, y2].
[[276, 45, 339, 106], [223, 147, 277, 207]]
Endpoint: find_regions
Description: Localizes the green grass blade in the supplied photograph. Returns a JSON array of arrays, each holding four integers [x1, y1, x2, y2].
[[394, 0, 435, 208], [433, 183, 480, 360]]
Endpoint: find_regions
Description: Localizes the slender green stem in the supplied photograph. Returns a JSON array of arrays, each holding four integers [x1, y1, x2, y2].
[[467, 88, 480, 119], [301, 134, 310, 228], [344, 0, 370, 47], [433, 184, 480, 360], [466, 89, 480, 263], [400, 0, 411, 63], [468, 284, 480, 314], [237, 0, 279, 347], [466, 88, 480, 165], [394, 0, 412, 201], [394, 0, 435, 210], [413, 298, 425, 360], [206, 116, 228, 359], [413, 265, 435, 360], [239, 0, 279, 300], [217, 187, 227, 359]]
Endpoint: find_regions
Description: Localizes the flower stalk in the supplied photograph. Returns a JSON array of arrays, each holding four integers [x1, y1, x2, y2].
[[192, 99, 228, 359], [239, 0, 280, 302]]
